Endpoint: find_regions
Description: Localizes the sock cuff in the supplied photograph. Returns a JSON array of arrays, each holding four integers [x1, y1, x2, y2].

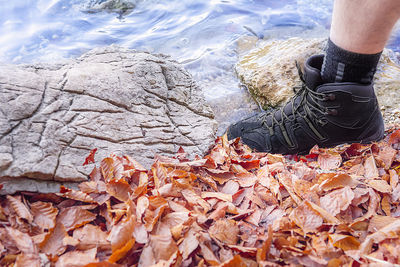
[[326, 38, 382, 68]]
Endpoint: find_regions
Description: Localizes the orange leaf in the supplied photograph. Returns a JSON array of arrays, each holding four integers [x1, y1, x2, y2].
[[329, 234, 360, 251], [73, 224, 110, 250], [319, 173, 359, 191], [7, 195, 33, 223], [30, 201, 58, 230], [6, 227, 37, 254], [59, 186, 95, 203], [318, 152, 342, 170], [289, 202, 323, 233], [57, 206, 96, 231], [108, 239, 135, 263], [56, 247, 97, 267], [367, 179, 392, 193], [388, 129, 400, 144], [209, 219, 239, 245], [39, 223, 68, 256], [219, 255, 247, 267], [14, 253, 41, 267], [320, 186, 355, 216], [107, 216, 135, 252], [149, 234, 179, 262], [106, 179, 133, 202], [83, 148, 97, 166]]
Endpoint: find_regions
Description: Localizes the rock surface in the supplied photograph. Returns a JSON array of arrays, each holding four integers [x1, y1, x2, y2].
[[0, 46, 217, 193], [235, 38, 400, 125]]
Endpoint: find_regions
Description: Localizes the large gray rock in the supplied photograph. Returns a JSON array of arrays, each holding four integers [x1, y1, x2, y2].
[[235, 37, 400, 125], [0, 46, 217, 193]]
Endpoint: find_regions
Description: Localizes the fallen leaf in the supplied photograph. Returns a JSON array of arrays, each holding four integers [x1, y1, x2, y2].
[[149, 234, 179, 262], [73, 224, 110, 250], [107, 216, 135, 252], [219, 255, 247, 267], [318, 152, 342, 170], [6, 227, 37, 254], [201, 192, 232, 202], [368, 179, 392, 193], [56, 247, 97, 267], [57, 206, 96, 231], [39, 223, 68, 256], [209, 219, 238, 245], [289, 202, 323, 233], [83, 148, 97, 166], [7, 195, 33, 223], [30, 201, 58, 230], [319, 173, 359, 191], [364, 156, 379, 179], [106, 179, 132, 202], [329, 234, 360, 251], [388, 129, 400, 145], [108, 239, 135, 263], [320, 187, 355, 216], [360, 219, 400, 254]]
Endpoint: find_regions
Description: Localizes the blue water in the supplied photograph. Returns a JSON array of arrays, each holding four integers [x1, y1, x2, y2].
[[1, 0, 399, 130]]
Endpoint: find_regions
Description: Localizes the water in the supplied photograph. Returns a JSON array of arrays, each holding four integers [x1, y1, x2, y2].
[[1, 0, 400, 132]]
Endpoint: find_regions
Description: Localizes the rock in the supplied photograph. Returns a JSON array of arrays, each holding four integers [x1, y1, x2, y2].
[[84, 0, 136, 15], [0, 46, 217, 194], [235, 37, 400, 122], [235, 37, 326, 109]]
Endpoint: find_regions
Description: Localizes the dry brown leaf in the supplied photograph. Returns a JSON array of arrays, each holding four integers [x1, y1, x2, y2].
[[201, 192, 232, 202], [209, 219, 238, 245], [319, 173, 359, 191], [305, 200, 341, 224], [368, 215, 398, 232], [377, 145, 397, 169], [329, 234, 360, 251], [73, 224, 110, 250], [320, 186, 355, 216], [318, 152, 342, 170], [289, 202, 323, 233], [143, 196, 168, 231], [108, 239, 135, 263], [56, 247, 97, 267], [178, 229, 199, 260], [14, 253, 41, 267], [6, 227, 37, 254], [149, 234, 179, 262], [136, 196, 149, 221], [367, 179, 392, 193], [256, 226, 272, 263], [181, 189, 211, 212], [107, 216, 135, 252], [7, 195, 33, 223], [364, 155, 379, 179], [360, 219, 400, 254], [57, 206, 97, 231], [30, 201, 58, 230], [39, 223, 68, 256], [219, 255, 247, 267], [59, 186, 95, 203], [106, 179, 133, 202], [381, 195, 391, 216]]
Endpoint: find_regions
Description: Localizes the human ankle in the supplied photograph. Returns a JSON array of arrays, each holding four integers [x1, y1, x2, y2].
[[321, 39, 382, 84]]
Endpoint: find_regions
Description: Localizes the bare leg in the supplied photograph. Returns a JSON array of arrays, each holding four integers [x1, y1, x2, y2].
[[330, 0, 400, 54]]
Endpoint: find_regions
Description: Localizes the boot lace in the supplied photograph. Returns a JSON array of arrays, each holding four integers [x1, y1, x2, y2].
[[260, 62, 334, 148]]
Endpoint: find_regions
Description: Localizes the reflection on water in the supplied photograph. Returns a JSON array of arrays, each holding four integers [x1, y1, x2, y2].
[[1, 0, 399, 132]]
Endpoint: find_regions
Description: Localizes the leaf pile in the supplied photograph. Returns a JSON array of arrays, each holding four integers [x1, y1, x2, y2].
[[2, 129, 400, 266]]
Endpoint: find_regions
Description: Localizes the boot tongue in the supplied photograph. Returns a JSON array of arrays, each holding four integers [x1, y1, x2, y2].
[[302, 55, 324, 90], [273, 55, 325, 122]]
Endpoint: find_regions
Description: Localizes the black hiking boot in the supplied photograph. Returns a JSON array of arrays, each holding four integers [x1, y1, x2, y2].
[[227, 55, 385, 154]]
